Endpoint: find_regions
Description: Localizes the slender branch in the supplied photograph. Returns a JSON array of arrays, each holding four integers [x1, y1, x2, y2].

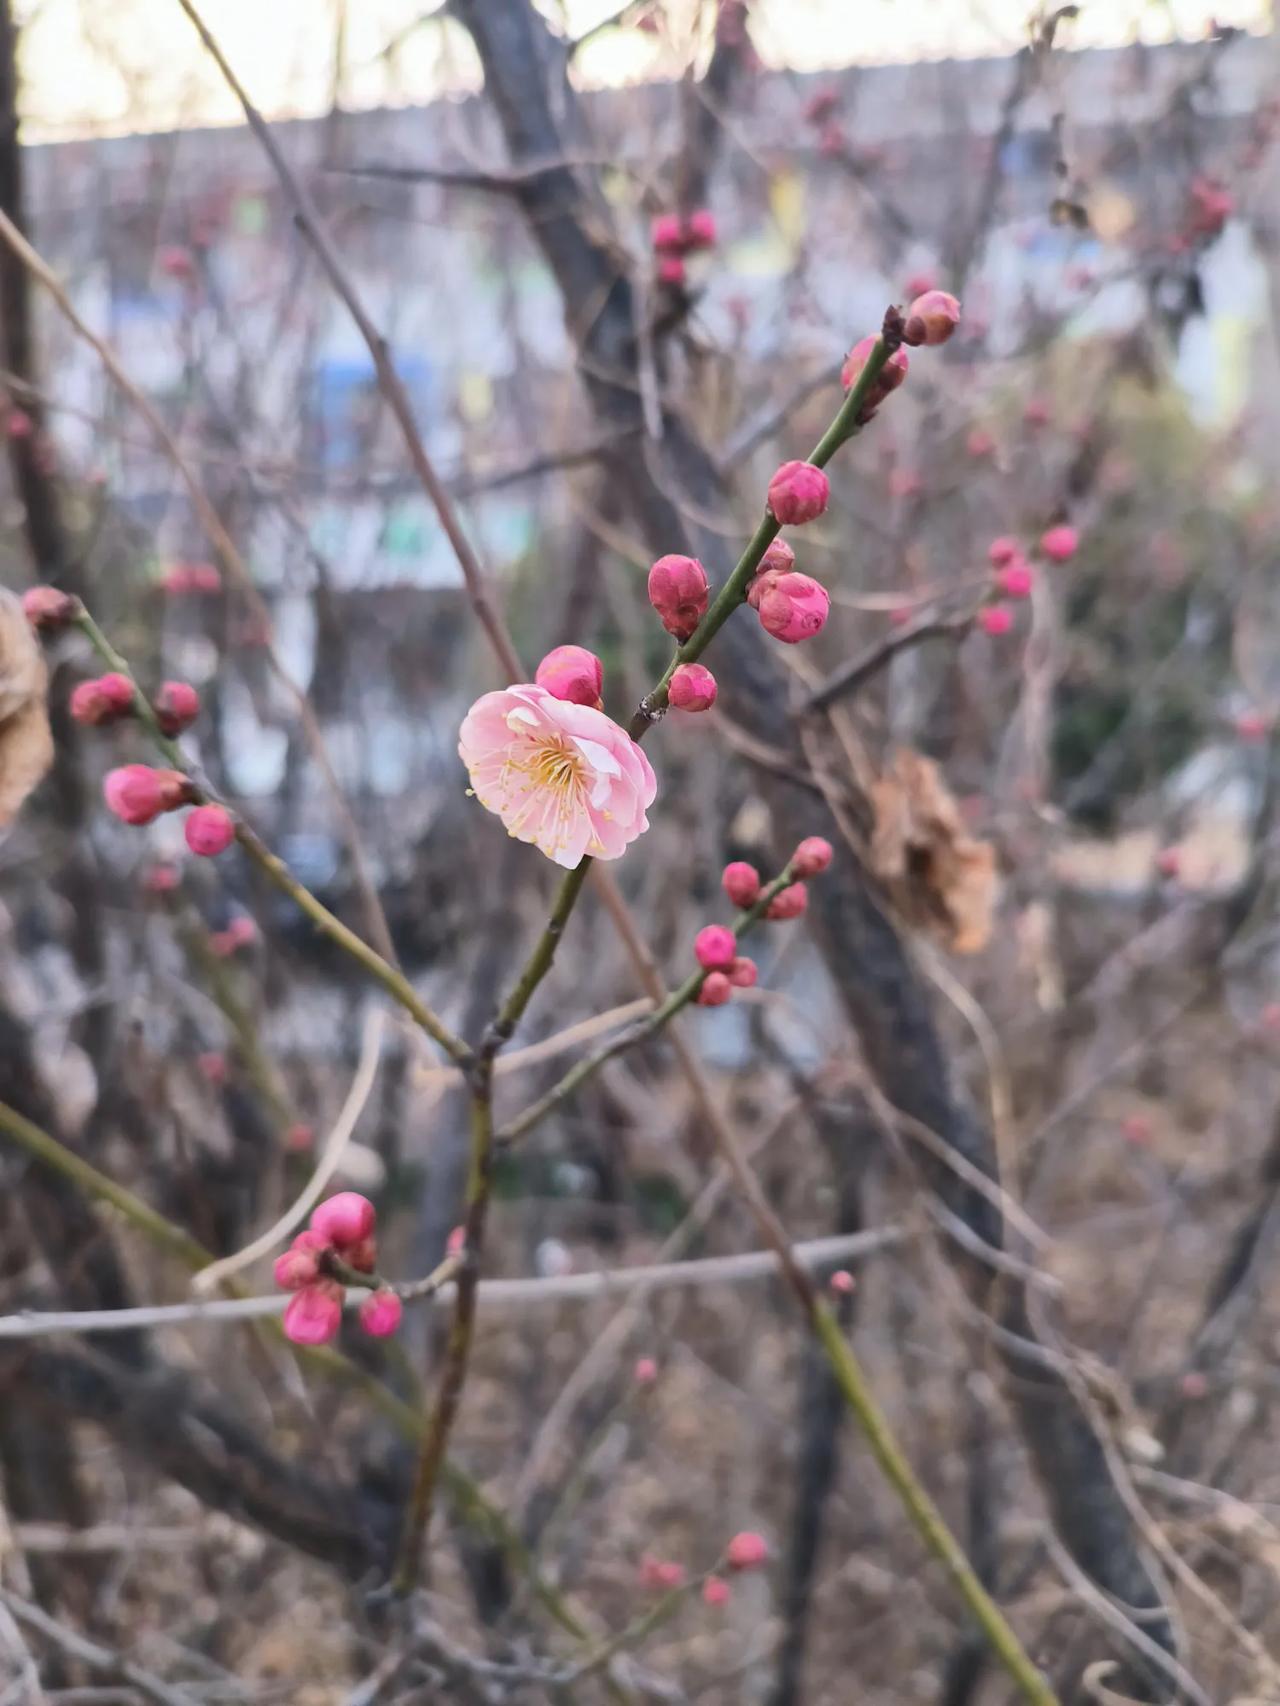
[[496, 864, 799, 1145], [802, 609, 977, 713], [0, 1094, 594, 1647], [0, 1232, 901, 1338], [72, 609, 471, 1068], [0, 207, 398, 967]]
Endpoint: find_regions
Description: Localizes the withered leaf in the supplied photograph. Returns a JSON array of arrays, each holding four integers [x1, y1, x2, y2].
[[869, 749, 997, 954], [0, 586, 54, 828]]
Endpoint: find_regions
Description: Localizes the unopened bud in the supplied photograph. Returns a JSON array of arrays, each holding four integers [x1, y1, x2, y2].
[[767, 461, 829, 527], [535, 644, 604, 708], [647, 554, 709, 640], [668, 662, 717, 712]]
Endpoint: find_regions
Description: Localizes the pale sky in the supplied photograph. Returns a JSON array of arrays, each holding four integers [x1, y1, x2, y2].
[[12, 0, 1271, 141]]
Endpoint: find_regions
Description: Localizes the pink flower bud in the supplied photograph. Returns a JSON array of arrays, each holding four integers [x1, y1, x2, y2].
[[694, 924, 737, 970], [284, 1121, 314, 1152], [725, 1530, 768, 1571], [155, 680, 200, 735], [768, 461, 829, 526], [72, 675, 134, 726], [358, 1289, 403, 1338], [274, 1234, 324, 1291], [198, 1051, 227, 1085], [310, 1191, 376, 1250], [640, 1556, 686, 1591], [902, 288, 961, 347], [1039, 524, 1078, 562], [446, 1224, 466, 1258], [104, 764, 169, 826], [157, 244, 195, 279], [6, 408, 32, 440], [697, 971, 733, 1006], [1023, 398, 1051, 428], [722, 861, 761, 907], [22, 585, 78, 631], [829, 1269, 855, 1295], [966, 427, 996, 459], [634, 1356, 658, 1385], [142, 861, 179, 895], [535, 644, 604, 708], [1121, 1114, 1151, 1147], [226, 914, 258, 950], [758, 537, 795, 577], [191, 564, 222, 593], [161, 565, 194, 594], [657, 254, 686, 287], [685, 208, 716, 249], [791, 836, 833, 878], [840, 336, 909, 403], [702, 1575, 731, 1607], [1236, 710, 1271, 742], [996, 562, 1034, 600], [754, 571, 830, 644], [987, 536, 1020, 568], [818, 120, 846, 158], [728, 956, 757, 988], [283, 1283, 343, 1346], [1155, 848, 1181, 880], [668, 662, 717, 712], [766, 882, 808, 921], [647, 554, 709, 640], [184, 804, 235, 857], [978, 605, 1013, 637], [904, 269, 936, 298], [650, 213, 683, 252]]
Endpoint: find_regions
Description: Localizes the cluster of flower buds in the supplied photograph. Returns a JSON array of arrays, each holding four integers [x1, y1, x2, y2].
[[70, 673, 135, 726], [692, 923, 757, 1006], [275, 1190, 402, 1346], [650, 207, 717, 288], [160, 562, 221, 595], [100, 764, 235, 856], [748, 535, 830, 645], [697, 838, 834, 1004]]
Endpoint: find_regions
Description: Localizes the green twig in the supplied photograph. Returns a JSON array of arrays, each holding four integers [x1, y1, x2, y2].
[[73, 609, 472, 1068]]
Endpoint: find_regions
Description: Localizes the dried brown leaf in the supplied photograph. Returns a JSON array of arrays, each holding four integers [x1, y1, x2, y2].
[[0, 587, 53, 827], [869, 749, 997, 954]]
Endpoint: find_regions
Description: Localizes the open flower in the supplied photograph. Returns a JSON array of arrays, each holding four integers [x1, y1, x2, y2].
[[459, 684, 657, 869]]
